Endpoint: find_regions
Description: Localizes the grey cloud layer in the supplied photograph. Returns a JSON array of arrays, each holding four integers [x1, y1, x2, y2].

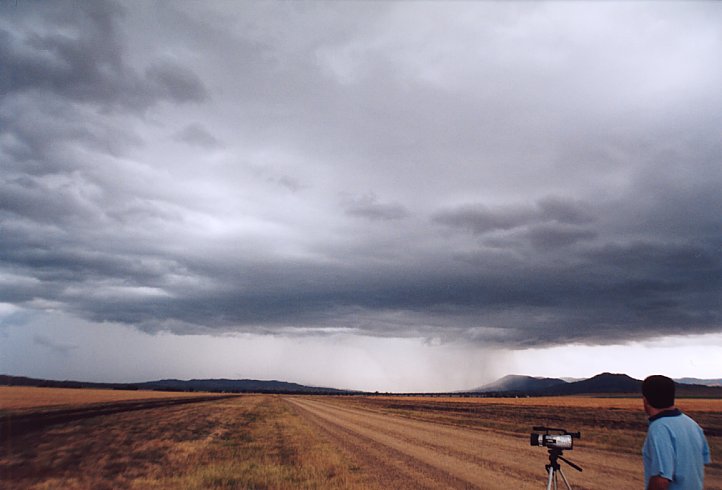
[[343, 193, 409, 221], [1, 1, 721, 347], [433, 197, 595, 234], [0, 2, 207, 110]]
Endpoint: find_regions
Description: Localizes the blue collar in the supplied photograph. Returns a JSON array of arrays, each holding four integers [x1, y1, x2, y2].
[[649, 408, 682, 423]]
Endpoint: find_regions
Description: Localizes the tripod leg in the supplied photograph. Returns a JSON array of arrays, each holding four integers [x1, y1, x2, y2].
[[547, 466, 554, 490], [557, 467, 573, 490]]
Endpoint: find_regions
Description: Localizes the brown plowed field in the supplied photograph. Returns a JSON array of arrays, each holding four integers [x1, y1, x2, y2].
[[289, 397, 649, 489], [1, 390, 720, 489]]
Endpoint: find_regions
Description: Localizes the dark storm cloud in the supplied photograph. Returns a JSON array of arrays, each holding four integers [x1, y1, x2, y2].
[[525, 225, 597, 250], [1, 1, 721, 349], [1, 174, 100, 225], [433, 204, 534, 234], [0, 1, 207, 111], [432, 197, 595, 242]]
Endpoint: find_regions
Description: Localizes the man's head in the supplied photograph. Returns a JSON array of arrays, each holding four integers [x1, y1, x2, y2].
[[642, 375, 675, 415]]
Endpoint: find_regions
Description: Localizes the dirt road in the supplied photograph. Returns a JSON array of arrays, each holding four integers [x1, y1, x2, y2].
[[287, 397, 646, 490]]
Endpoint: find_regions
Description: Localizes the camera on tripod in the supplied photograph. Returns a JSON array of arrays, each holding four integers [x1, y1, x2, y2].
[[530, 426, 580, 450], [530, 426, 583, 489]]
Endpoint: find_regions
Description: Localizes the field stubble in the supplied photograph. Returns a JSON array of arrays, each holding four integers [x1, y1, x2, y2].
[[1, 389, 720, 489], [329, 395, 721, 488], [1, 393, 364, 489], [355, 396, 722, 454], [0, 386, 215, 411]]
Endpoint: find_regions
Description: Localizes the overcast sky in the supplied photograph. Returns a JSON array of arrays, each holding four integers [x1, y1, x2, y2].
[[1, 1, 720, 391]]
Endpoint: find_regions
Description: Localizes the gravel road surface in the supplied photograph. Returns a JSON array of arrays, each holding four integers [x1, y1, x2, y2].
[[287, 397, 645, 489]]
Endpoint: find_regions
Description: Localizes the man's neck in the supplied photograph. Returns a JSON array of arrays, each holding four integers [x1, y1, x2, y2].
[[647, 405, 675, 417], [648, 406, 680, 422]]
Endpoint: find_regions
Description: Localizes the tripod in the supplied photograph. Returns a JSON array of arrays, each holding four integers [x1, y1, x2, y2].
[[545, 448, 582, 490]]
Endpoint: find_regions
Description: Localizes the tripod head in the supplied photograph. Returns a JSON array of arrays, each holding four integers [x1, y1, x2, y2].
[[546, 447, 583, 473]]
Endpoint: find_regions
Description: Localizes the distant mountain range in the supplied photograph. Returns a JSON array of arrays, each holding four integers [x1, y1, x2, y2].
[[0, 374, 351, 394], [471, 372, 722, 397], [135, 378, 352, 394], [3, 373, 721, 397]]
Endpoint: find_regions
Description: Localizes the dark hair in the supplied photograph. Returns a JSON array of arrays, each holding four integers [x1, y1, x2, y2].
[[642, 375, 675, 409]]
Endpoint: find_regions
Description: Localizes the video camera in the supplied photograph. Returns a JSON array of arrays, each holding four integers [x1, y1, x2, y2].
[[530, 426, 580, 451]]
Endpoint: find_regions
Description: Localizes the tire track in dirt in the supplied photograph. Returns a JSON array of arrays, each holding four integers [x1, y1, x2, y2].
[[288, 397, 536, 489], [293, 397, 539, 483], [287, 397, 645, 489], [291, 399, 468, 489], [294, 397, 628, 481]]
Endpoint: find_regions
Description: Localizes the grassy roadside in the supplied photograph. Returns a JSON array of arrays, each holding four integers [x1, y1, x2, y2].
[[2, 395, 365, 489], [130, 395, 363, 489]]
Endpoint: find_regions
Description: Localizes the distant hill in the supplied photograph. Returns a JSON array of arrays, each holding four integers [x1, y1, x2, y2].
[[468, 372, 640, 396], [134, 378, 349, 394], [0, 374, 351, 394], [0, 374, 103, 390], [542, 372, 640, 395], [545, 373, 722, 397], [471, 375, 567, 393], [470, 372, 722, 398]]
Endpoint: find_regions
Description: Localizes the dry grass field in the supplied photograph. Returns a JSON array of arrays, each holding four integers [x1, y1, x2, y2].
[[0, 386, 220, 411], [1, 389, 720, 489], [378, 395, 722, 411], [1, 393, 366, 489]]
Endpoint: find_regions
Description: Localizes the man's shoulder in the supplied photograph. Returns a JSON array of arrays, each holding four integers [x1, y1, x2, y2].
[[677, 412, 700, 424], [649, 411, 704, 436], [671, 412, 703, 429]]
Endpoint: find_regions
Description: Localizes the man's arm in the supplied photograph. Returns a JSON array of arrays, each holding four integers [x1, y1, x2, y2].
[[647, 476, 670, 490]]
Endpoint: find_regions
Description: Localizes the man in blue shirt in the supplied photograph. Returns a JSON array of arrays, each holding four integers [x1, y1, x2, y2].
[[642, 375, 711, 490]]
